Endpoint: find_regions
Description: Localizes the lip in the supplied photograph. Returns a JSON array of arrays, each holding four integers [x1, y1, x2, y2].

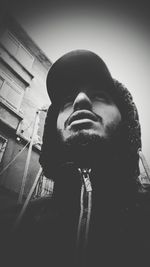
[[67, 110, 99, 126]]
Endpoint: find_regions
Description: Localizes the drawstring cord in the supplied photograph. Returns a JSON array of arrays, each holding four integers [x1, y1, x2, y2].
[[76, 168, 92, 264], [77, 183, 84, 247]]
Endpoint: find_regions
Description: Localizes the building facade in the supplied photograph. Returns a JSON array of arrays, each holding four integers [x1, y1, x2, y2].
[[0, 16, 53, 209]]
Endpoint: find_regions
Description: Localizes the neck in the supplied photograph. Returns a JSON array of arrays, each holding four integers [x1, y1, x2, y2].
[[57, 138, 121, 169], [53, 156, 127, 212]]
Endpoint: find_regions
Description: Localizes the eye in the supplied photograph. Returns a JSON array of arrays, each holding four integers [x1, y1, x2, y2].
[[91, 91, 113, 104], [60, 96, 74, 110], [63, 101, 73, 109]]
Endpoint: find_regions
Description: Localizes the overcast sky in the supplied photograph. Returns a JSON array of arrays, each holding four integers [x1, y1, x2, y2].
[[2, 0, 150, 164]]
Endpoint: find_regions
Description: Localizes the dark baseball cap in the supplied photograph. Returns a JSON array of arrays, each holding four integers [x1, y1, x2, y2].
[[46, 49, 116, 104]]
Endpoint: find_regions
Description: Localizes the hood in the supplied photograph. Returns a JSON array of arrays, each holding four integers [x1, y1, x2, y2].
[[40, 49, 141, 190], [39, 78, 141, 184]]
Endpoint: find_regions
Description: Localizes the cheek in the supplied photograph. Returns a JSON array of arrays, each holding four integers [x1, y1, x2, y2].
[[105, 108, 121, 125], [93, 103, 122, 125], [57, 113, 65, 130], [57, 109, 72, 130]]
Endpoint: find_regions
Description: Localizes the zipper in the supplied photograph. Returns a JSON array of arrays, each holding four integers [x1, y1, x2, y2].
[[76, 168, 92, 265]]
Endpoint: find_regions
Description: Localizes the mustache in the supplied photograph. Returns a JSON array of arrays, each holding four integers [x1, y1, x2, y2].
[[64, 110, 103, 128]]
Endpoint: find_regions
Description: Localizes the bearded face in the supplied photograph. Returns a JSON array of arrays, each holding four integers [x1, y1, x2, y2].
[[57, 87, 122, 149]]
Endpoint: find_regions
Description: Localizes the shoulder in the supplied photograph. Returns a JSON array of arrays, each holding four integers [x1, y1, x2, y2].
[[0, 196, 60, 234]]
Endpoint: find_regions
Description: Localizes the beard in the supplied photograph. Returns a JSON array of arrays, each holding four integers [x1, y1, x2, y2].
[[56, 122, 123, 168]]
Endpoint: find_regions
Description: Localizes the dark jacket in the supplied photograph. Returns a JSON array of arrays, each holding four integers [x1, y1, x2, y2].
[[0, 77, 148, 266], [1, 164, 150, 267]]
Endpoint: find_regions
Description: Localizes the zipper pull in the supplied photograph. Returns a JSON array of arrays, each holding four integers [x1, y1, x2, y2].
[[78, 168, 92, 192]]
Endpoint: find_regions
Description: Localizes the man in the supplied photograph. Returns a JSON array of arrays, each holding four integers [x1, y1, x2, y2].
[[1, 50, 150, 267], [38, 50, 149, 266]]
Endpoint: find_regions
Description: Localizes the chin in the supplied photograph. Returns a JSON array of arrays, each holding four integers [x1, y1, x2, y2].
[[58, 130, 112, 167], [57, 127, 123, 167], [64, 130, 105, 147]]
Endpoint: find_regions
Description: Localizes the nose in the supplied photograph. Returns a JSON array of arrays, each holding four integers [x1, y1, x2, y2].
[[73, 92, 92, 111]]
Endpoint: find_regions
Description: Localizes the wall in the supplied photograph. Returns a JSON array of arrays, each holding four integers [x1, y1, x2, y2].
[[0, 16, 52, 207]]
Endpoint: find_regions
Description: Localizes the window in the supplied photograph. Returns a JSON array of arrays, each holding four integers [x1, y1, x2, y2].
[[0, 76, 24, 111], [0, 76, 4, 88], [0, 61, 26, 111], [1, 31, 34, 70], [0, 135, 7, 164], [33, 173, 54, 199]]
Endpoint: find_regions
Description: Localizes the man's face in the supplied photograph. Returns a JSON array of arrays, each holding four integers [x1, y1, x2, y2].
[[57, 87, 122, 145]]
